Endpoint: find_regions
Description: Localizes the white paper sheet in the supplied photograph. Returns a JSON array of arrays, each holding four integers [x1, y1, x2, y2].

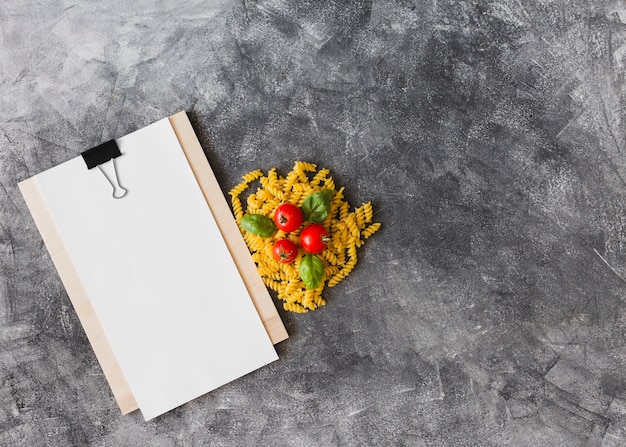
[[34, 118, 277, 420]]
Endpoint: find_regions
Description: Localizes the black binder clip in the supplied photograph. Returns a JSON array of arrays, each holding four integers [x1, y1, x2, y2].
[[81, 140, 128, 199]]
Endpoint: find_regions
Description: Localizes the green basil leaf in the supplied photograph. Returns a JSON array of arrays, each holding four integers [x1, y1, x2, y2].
[[240, 214, 276, 237], [302, 189, 334, 223], [299, 254, 324, 290]]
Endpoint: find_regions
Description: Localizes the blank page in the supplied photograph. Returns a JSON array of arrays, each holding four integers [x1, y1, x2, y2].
[[34, 118, 277, 420]]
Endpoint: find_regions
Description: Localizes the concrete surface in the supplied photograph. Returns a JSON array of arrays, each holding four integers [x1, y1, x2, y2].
[[1, 0, 626, 445]]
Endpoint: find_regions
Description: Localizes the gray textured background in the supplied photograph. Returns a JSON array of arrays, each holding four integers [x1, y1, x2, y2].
[[2, 0, 626, 445]]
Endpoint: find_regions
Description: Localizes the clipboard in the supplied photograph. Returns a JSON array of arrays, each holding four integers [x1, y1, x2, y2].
[[18, 111, 288, 416]]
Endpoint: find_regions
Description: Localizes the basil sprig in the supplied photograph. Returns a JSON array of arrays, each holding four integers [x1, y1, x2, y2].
[[299, 254, 324, 289], [302, 190, 334, 223], [240, 214, 277, 237]]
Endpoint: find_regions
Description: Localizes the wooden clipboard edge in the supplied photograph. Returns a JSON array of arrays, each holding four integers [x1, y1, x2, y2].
[[17, 111, 288, 417], [168, 111, 288, 345], [17, 178, 139, 414]]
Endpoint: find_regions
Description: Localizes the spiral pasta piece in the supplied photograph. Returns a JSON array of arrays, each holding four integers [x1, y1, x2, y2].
[[362, 222, 381, 239], [294, 161, 317, 172], [228, 162, 381, 312], [229, 181, 249, 198], [232, 196, 244, 222], [242, 169, 264, 183], [310, 168, 330, 186], [284, 301, 307, 313]]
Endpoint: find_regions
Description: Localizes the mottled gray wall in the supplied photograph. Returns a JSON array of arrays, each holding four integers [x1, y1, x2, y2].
[[2, 1, 626, 446]]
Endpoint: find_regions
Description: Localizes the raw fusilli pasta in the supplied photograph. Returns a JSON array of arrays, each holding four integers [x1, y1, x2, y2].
[[229, 162, 381, 312]]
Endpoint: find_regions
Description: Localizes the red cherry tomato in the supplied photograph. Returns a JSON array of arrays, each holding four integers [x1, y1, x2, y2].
[[273, 203, 303, 233], [299, 224, 330, 254], [273, 239, 298, 264]]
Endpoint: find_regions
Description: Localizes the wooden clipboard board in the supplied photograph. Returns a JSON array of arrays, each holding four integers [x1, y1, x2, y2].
[[18, 111, 288, 415]]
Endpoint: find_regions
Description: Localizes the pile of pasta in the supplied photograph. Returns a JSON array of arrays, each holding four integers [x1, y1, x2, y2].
[[229, 162, 380, 313]]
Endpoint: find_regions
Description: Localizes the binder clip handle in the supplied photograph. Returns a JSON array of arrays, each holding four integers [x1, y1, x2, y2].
[[81, 140, 128, 199]]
